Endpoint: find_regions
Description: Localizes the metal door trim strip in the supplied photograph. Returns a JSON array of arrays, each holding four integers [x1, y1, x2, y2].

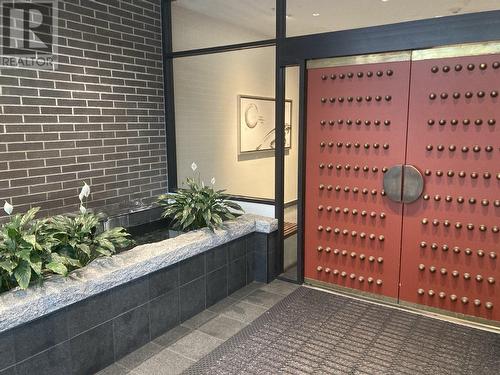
[[412, 41, 500, 61], [306, 51, 411, 69], [305, 279, 500, 331]]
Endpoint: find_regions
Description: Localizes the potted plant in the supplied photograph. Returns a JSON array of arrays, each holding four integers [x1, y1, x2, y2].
[[0, 204, 62, 292], [157, 163, 244, 236], [42, 182, 134, 273], [0, 183, 133, 293]]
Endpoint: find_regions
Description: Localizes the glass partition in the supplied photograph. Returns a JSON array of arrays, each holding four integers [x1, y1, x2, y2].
[[281, 66, 300, 281], [172, 0, 276, 51], [173, 47, 280, 199]]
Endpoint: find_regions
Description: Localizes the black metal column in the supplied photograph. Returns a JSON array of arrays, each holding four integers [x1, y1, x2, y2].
[[295, 61, 307, 283], [275, 0, 286, 275], [161, 0, 178, 191]]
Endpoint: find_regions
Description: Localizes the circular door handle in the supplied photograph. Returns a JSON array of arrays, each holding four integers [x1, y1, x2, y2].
[[383, 164, 403, 203], [383, 165, 424, 203]]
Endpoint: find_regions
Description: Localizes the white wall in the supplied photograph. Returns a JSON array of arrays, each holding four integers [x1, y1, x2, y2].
[[173, 6, 299, 202], [232, 201, 275, 218]]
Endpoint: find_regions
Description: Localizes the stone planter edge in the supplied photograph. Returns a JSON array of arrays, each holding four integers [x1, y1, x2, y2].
[[0, 213, 277, 334]]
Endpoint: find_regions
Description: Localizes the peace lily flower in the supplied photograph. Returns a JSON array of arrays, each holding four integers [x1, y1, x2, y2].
[[79, 182, 91, 202], [191, 162, 197, 172], [211, 177, 216, 185], [79, 204, 87, 214], [3, 201, 13, 216]]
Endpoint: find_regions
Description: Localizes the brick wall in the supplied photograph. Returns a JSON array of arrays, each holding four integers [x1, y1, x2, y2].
[[0, 0, 167, 219]]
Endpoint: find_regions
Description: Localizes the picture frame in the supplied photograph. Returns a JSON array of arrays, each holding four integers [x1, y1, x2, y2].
[[238, 95, 292, 154]]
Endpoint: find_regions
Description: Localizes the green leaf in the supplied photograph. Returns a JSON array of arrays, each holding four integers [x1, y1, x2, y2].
[[17, 249, 31, 261], [182, 206, 191, 222], [0, 259, 16, 273], [45, 262, 68, 276], [98, 238, 115, 252], [14, 260, 31, 289], [64, 257, 82, 268], [52, 252, 81, 268], [20, 207, 40, 226], [95, 247, 112, 256], [76, 243, 91, 256], [22, 234, 37, 247], [7, 227, 18, 240], [29, 254, 42, 275], [224, 201, 244, 211], [182, 214, 195, 230]]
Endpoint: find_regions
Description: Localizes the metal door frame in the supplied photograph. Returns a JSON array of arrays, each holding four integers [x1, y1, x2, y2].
[[161, 0, 500, 285], [286, 11, 500, 285]]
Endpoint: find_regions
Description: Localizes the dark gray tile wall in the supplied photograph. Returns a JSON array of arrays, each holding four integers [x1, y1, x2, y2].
[[255, 231, 280, 283], [0, 0, 166, 221], [113, 304, 150, 359], [0, 333, 15, 371], [66, 289, 115, 337], [149, 289, 179, 339], [180, 276, 206, 321], [70, 322, 114, 375], [179, 254, 205, 285], [0, 232, 279, 374], [149, 265, 179, 299], [14, 308, 69, 363], [206, 244, 228, 272], [17, 343, 72, 375], [206, 266, 228, 307], [228, 257, 247, 294]]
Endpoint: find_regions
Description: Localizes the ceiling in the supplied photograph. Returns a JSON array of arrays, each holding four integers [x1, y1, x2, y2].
[[173, 0, 500, 38]]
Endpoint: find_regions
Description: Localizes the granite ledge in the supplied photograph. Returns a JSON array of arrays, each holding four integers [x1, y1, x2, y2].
[[0, 214, 277, 333], [245, 213, 278, 234]]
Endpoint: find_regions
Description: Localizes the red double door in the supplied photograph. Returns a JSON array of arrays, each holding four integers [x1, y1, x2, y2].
[[304, 47, 499, 322]]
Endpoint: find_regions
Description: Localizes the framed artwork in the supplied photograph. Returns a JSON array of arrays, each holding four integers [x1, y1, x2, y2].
[[238, 95, 292, 154]]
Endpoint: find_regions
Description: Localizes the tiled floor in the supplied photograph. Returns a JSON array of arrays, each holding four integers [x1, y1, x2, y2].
[[97, 280, 299, 375]]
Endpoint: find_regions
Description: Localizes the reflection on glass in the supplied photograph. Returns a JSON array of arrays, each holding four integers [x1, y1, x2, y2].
[[283, 203, 298, 281], [281, 66, 300, 282], [172, 0, 275, 51]]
